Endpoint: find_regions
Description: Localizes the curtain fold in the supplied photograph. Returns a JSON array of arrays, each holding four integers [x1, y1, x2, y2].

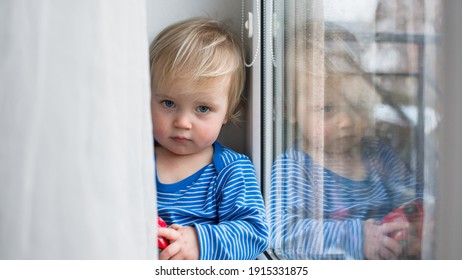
[[0, 0, 156, 259]]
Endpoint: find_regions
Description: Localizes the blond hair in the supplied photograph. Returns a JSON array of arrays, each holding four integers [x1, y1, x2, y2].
[[150, 17, 245, 124], [293, 21, 365, 78]]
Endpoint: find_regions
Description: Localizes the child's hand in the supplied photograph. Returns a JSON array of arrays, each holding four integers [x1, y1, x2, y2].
[[363, 219, 409, 259], [401, 224, 422, 258], [158, 224, 200, 260], [157, 217, 169, 250]]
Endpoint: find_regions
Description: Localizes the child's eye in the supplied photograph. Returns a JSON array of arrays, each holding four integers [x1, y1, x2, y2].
[[313, 105, 335, 113], [196, 106, 210, 113], [161, 100, 175, 108], [323, 105, 335, 113]]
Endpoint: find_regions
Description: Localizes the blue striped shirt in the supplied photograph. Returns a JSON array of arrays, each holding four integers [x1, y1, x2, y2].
[[157, 142, 269, 260], [268, 137, 418, 259]]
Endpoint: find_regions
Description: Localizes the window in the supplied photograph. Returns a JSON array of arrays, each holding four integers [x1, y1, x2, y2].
[[263, 0, 441, 259]]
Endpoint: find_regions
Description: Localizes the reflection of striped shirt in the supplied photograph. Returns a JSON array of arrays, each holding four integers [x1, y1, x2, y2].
[[268, 137, 418, 259], [157, 141, 269, 260]]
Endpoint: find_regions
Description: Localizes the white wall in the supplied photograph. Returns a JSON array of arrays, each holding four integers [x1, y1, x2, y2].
[[147, 0, 241, 41]]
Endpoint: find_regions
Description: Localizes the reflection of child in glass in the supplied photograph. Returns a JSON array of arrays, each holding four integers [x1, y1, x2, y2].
[[269, 23, 421, 259], [150, 17, 269, 260]]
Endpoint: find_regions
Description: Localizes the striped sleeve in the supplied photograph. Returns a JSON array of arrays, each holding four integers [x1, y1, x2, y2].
[[268, 156, 364, 260], [194, 151, 269, 260], [374, 140, 419, 206]]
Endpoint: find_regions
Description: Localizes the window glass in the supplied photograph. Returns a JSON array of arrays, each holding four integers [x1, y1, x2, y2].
[[263, 0, 441, 260]]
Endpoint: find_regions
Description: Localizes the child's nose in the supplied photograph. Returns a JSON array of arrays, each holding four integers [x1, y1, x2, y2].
[[173, 111, 192, 129], [337, 111, 355, 129]]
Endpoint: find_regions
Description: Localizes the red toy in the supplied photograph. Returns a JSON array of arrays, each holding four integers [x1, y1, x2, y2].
[[157, 216, 169, 250], [382, 200, 424, 241]]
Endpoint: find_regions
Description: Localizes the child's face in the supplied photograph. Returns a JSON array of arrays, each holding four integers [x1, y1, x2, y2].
[[296, 75, 370, 154], [151, 76, 230, 156]]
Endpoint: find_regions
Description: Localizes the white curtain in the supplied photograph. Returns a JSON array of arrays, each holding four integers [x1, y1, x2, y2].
[[0, 0, 156, 259]]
